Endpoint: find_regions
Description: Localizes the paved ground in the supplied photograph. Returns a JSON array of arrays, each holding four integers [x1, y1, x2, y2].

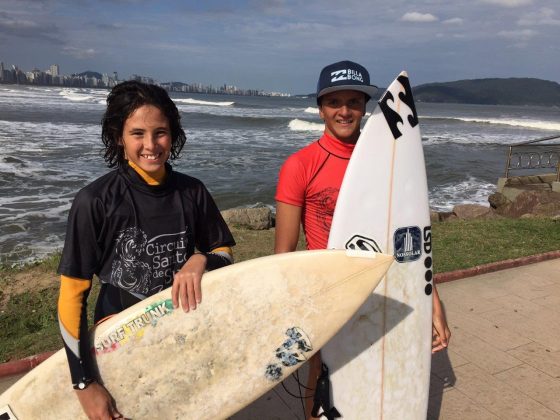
[[2, 258, 559, 418], [428, 258, 560, 419]]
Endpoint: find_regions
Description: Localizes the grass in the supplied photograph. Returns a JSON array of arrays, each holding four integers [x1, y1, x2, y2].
[[1, 288, 62, 360], [431, 218, 560, 272], [1, 218, 559, 363]]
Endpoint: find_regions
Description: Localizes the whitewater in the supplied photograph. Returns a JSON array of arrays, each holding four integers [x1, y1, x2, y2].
[[1, 85, 559, 264]]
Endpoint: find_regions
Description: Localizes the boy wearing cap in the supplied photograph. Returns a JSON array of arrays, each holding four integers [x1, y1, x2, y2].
[[275, 60, 378, 252], [275, 60, 450, 418]]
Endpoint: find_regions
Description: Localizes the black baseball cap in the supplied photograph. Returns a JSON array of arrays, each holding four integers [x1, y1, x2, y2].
[[316, 60, 377, 103]]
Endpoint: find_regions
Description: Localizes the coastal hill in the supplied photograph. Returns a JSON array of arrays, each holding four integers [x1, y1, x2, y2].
[[300, 78, 560, 106], [413, 78, 560, 106]]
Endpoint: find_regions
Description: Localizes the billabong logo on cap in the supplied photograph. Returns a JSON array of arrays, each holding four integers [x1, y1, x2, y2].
[[331, 68, 364, 83]]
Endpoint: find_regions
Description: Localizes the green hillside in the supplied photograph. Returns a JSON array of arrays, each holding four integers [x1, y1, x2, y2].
[[413, 78, 560, 106]]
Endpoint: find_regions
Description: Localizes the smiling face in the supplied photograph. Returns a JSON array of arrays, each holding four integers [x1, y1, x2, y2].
[[318, 90, 367, 144], [120, 104, 172, 174]]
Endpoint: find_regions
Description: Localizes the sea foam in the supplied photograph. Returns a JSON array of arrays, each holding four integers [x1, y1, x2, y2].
[[420, 115, 560, 131], [429, 177, 496, 211], [174, 98, 234, 106], [288, 119, 323, 132]]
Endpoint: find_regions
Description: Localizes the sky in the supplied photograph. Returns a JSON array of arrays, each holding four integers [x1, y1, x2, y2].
[[0, 0, 559, 94]]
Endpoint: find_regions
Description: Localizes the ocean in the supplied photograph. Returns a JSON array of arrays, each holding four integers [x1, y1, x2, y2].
[[1, 85, 559, 265]]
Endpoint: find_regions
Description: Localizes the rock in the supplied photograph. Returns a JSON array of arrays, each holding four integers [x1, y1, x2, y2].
[[488, 192, 510, 209], [221, 207, 272, 230], [492, 190, 560, 218], [481, 210, 503, 219], [533, 200, 560, 218], [430, 211, 440, 223], [439, 212, 458, 222], [498, 191, 539, 218], [452, 204, 491, 219]]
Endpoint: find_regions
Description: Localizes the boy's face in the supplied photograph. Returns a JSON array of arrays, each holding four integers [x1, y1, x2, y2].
[[319, 90, 366, 144], [120, 104, 172, 174]]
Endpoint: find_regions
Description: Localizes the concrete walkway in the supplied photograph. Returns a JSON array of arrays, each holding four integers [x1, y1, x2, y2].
[[429, 258, 560, 419], [2, 258, 559, 418]]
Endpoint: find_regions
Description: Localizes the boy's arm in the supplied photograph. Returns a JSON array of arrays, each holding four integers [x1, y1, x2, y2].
[[58, 275, 122, 418], [274, 202, 302, 254]]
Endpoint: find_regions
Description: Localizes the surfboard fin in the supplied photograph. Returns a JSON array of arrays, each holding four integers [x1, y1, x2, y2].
[[311, 363, 341, 420]]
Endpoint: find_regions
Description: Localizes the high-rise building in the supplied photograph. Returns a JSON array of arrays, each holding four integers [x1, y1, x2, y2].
[[50, 64, 59, 77]]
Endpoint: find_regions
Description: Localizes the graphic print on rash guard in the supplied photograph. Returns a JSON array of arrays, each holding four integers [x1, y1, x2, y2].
[[111, 227, 196, 296], [111, 227, 152, 294]]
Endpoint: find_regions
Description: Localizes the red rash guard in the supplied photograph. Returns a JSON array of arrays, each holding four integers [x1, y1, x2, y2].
[[276, 133, 355, 250]]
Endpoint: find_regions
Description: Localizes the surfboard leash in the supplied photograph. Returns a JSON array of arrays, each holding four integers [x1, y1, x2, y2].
[[276, 369, 309, 418], [277, 364, 341, 419], [311, 363, 341, 420]]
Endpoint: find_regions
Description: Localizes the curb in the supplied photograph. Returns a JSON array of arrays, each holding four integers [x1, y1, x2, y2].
[[0, 351, 57, 379], [433, 250, 560, 284], [1, 250, 559, 381]]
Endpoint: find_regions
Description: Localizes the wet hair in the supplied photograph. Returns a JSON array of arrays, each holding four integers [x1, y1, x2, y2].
[[101, 80, 186, 167]]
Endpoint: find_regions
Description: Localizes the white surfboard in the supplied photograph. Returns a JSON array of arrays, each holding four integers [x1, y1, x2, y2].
[[322, 71, 433, 418], [0, 250, 393, 420]]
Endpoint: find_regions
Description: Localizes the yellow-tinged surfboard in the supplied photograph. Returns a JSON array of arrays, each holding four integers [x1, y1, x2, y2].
[[0, 249, 392, 419]]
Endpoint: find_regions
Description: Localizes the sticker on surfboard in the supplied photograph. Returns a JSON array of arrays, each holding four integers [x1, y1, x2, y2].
[[265, 327, 312, 382], [94, 299, 174, 355], [379, 74, 419, 140], [394, 226, 422, 263], [344, 234, 382, 253], [1, 405, 17, 420]]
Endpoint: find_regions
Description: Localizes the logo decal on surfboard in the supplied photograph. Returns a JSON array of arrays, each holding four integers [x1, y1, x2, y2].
[[344, 235, 382, 253], [394, 226, 422, 263], [265, 327, 312, 382], [0, 405, 17, 420], [424, 226, 433, 295], [94, 299, 174, 355], [378, 74, 419, 140]]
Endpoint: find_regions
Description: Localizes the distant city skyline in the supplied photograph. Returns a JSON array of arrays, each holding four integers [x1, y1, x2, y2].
[[0, 60, 290, 96], [1, 0, 559, 94]]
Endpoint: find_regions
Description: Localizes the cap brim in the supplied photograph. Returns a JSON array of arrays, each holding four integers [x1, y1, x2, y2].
[[318, 84, 378, 99]]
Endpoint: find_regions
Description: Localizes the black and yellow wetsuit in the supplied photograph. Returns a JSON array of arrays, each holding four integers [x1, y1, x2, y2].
[[57, 161, 235, 387]]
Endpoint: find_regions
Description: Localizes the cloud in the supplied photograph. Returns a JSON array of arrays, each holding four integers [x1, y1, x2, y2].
[[142, 41, 207, 54], [248, 0, 289, 15], [94, 23, 125, 31], [442, 17, 464, 25], [517, 8, 560, 26], [497, 28, 537, 47], [478, 0, 532, 7], [0, 11, 63, 42], [61, 46, 97, 59], [400, 12, 438, 23], [497, 28, 537, 40]]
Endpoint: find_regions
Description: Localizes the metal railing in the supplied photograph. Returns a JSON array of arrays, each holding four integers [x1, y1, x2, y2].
[[504, 134, 560, 181]]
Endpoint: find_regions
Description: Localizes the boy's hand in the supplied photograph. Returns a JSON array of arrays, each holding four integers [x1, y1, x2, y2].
[[76, 381, 122, 419], [172, 253, 207, 312]]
